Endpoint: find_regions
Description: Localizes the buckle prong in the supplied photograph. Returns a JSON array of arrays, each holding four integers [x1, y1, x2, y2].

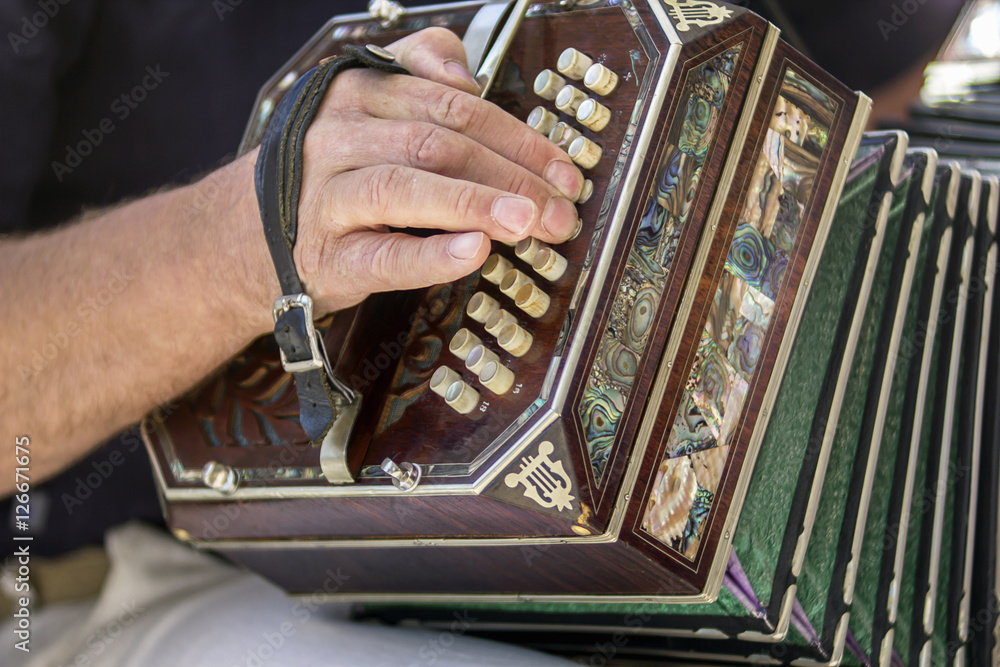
[[272, 294, 325, 374]]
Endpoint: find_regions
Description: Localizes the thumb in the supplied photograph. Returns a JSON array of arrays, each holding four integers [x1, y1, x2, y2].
[[388, 27, 482, 95]]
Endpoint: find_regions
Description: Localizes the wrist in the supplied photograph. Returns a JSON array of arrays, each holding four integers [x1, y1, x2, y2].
[[185, 150, 278, 342]]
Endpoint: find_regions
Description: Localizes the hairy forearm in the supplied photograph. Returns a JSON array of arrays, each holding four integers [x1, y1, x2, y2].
[[0, 28, 584, 497], [0, 154, 272, 495]]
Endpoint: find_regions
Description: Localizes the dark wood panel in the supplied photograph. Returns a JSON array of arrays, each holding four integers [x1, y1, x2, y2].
[[219, 538, 701, 597]]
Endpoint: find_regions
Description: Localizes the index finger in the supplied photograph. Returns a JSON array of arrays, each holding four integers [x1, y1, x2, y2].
[[360, 74, 586, 202]]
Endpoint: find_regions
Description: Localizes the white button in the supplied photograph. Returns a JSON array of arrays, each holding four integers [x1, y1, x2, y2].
[[485, 309, 518, 338], [430, 366, 462, 398], [584, 63, 618, 96], [548, 122, 582, 151], [500, 269, 534, 298], [515, 283, 551, 318], [576, 98, 611, 132], [533, 69, 566, 101], [532, 247, 568, 281], [568, 136, 602, 169], [555, 85, 587, 115], [515, 237, 546, 264], [465, 344, 500, 375], [497, 322, 534, 357], [527, 106, 559, 135], [479, 360, 515, 395], [444, 380, 479, 414], [449, 328, 482, 360], [481, 254, 513, 284], [466, 292, 500, 323], [557, 48, 593, 80]]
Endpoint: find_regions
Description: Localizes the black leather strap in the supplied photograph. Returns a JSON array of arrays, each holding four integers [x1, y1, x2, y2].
[[254, 44, 409, 443]]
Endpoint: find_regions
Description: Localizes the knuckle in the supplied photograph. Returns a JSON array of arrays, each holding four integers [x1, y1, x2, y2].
[[418, 26, 460, 49], [506, 169, 538, 200], [451, 183, 479, 222], [433, 88, 481, 134], [365, 165, 408, 219], [404, 124, 452, 168], [365, 237, 406, 285], [509, 132, 546, 170]]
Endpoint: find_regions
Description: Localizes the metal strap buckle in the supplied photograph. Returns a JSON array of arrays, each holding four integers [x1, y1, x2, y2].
[[272, 293, 325, 374]]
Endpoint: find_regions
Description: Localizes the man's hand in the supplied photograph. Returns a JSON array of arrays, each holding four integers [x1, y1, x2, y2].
[[0, 27, 584, 494], [239, 27, 585, 318]]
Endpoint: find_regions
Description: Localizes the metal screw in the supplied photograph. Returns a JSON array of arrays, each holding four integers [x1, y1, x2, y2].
[[381, 458, 422, 492], [201, 461, 239, 495]]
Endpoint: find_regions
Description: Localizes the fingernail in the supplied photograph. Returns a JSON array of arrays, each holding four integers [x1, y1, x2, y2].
[[492, 196, 535, 235], [444, 60, 481, 92], [541, 197, 578, 240], [543, 159, 583, 200], [448, 232, 484, 260]]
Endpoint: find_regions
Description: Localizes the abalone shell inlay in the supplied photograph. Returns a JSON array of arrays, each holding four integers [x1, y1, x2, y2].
[[643, 68, 839, 560], [580, 45, 743, 486]]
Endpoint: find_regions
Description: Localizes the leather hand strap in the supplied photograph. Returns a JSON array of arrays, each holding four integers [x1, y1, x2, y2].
[[254, 44, 409, 446]]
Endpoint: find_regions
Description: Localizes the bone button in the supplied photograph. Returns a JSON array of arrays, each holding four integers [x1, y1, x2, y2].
[[515, 237, 546, 264], [578, 179, 594, 204], [515, 283, 551, 319], [576, 98, 611, 132], [527, 106, 559, 135], [430, 366, 462, 398], [498, 322, 534, 357], [548, 122, 582, 151], [445, 380, 479, 414], [479, 360, 516, 395], [533, 69, 566, 101], [465, 344, 500, 375], [557, 48, 593, 80], [555, 85, 587, 115], [568, 136, 603, 170], [467, 292, 500, 323], [449, 328, 483, 361], [532, 247, 568, 281], [500, 269, 534, 299], [584, 63, 619, 96], [481, 254, 514, 284], [485, 309, 518, 338]]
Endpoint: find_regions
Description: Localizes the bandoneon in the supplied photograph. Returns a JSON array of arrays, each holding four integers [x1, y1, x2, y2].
[[142, 1, 1000, 665]]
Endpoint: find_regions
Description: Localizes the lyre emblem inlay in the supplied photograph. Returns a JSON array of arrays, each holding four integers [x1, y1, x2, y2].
[[663, 0, 733, 32], [504, 441, 575, 512]]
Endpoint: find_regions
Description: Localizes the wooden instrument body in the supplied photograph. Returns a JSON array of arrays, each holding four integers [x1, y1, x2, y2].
[[348, 5, 1000, 666], [143, 0, 867, 603], [360, 141, 996, 667]]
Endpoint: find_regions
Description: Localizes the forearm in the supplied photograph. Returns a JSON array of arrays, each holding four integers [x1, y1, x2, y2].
[[0, 154, 272, 494], [0, 28, 583, 497]]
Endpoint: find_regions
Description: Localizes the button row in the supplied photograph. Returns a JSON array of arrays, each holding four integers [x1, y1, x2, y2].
[[557, 49, 619, 96], [433, 210, 577, 414], [532, 79, 612, 133]]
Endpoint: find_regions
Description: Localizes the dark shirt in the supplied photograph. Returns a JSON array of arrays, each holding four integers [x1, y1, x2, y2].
[[0, 0, 962, 557]]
